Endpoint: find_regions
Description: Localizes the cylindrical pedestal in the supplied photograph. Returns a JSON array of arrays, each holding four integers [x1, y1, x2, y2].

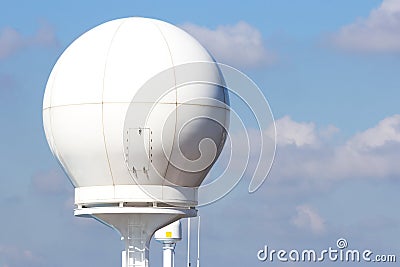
[[162, 243, 175, 267]]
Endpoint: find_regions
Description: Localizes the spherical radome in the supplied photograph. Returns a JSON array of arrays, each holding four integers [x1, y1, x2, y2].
[[43, 17, 229, 206]]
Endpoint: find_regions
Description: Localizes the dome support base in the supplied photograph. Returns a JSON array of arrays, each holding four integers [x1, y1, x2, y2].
[[75, 206, 196, 267]]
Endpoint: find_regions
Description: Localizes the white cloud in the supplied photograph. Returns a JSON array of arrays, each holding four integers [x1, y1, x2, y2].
[[215, 114, 400, 196], [181, 21, 274, 68], [331, 0, 400, 52], [0, 27, 23, 59], [347, 114, 400, 150], [292, 204, 326, 234], [274, 116, 319, 147], [270, 114, 400, 181], [0, 21, 58, 60]]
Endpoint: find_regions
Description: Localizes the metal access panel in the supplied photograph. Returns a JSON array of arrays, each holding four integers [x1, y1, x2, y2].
[[127, 128, 151, 175]]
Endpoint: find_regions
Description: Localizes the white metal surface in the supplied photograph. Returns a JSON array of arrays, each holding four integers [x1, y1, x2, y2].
[[74, 185, 197, 206], [42, 17, 229, 206], [162, 244, 175, 267], [154, 220, 182, 243]]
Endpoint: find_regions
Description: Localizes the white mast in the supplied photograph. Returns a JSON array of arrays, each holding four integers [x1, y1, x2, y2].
[[155, 220, 182, 267], [187, 218, 191, 267], [196, 216, 201, 267]]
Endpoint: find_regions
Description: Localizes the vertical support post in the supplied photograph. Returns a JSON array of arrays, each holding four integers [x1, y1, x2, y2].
[[162, 243, 175, 267], [187, 218, 191, 267], [196, 216, 200, 267], [123, 225, 149, 267]]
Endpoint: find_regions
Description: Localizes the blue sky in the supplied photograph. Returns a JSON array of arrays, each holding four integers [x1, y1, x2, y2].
[[1, 0, 400, 266]]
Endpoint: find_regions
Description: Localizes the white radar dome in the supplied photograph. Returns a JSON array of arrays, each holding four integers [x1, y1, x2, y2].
[[43, 17, 229, 207]]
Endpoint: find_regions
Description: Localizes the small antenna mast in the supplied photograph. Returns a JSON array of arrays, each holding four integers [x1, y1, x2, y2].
[[197, 215, 201, 267], [187, 217, 191, 267]]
